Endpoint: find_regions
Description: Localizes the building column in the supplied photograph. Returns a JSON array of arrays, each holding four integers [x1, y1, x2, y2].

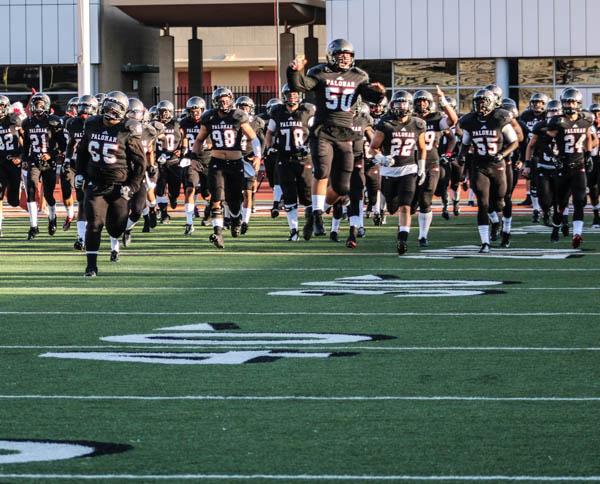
[[304, 24, 319, 70], [495, 57, 509, 100], [158, 27, 175, 102], [279, 29, 295, 91], [188, 26, 204, 99]]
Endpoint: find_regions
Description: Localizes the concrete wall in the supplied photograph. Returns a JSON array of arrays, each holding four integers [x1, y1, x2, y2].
[[327, 0, 600, 60]]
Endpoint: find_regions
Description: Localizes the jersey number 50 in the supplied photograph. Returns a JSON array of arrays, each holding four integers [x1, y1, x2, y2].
[[325, 87, 355, 112]]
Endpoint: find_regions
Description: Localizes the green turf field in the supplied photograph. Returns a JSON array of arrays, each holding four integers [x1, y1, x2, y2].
[[0, 213, 599, 482]]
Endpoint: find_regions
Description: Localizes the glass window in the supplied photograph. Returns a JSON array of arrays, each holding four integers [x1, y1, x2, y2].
[[48, 94, 79, 116], [518, 59, 553, 85], [458, 90, 474, 116], [355, 60, 392, 88], [394, 60, 457, 88], [0, 66, 40, 92], [556, 58, 600, 85], [459, 59, 495, 87], [42, 65, 78, 92], [515, 87, 555, 112], [593, 93, 600, 104]]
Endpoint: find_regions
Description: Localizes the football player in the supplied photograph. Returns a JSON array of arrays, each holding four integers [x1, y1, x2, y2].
[[236, 96, 265, 234], [180, 96, 210, 236], [369, 91, 427, 255], [587, 103, 600, 228], [154, 100, 183, 224], [365, 97, 388, 224], [64, 94, 99, 250], [0, 95, 24, 237], [265, 84, 315, 241], [545, 88, 595, 248], [191, 87, 261, 249], [260, 97, 284, 217], [458, 89, 519, 253], [434, 95, 459, 219], [22, 93, 66, 240], [411, 86, 458, 247], [75, 91, 146, 276], [287, 39, 385, 239]]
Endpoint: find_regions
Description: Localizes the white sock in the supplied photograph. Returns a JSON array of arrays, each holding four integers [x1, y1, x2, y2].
[[66, 205, 75, 219], [157, 196, 168, 205], [286, 208, 298, 230], [453, 190, 460, 202], [399, 225, 410, 233], [489, 211, 499, 224], [350, 215, 360, 227], [418, 212, 433, 239], [358, 201, 364, 227], [373, 192, 381, 213], [331, 217, 341, 232], [185, 203, 194, 224], [77, 221, 86, 240], [212, 218, 224, 228], [28, 202, 38, 227], [573, 220, 584, 236], [110, 236, 120, 252], [532, 196, 541, 211], [48, 205, 56, 219], [224, 206, 231, 218], [242, 207, 251, 224], [126, 218, 137, 231], [312, 195, 326, 212], [142, 206, 150, 216], [273, 185, 282, 202], [563, 207, 570, 216], [478, 225, 490, 244], [468, 190, 476, 201], [149, 200, 157, 208], [502, 216, 512, 234]]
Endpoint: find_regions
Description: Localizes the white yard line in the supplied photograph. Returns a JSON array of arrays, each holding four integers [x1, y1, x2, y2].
[[1, 311, 599, 316]]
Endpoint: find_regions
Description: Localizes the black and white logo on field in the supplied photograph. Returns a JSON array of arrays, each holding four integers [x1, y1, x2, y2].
[[511, 225, 600, 235], [269, 274, 514, 297], [40, 323, 391, 365], [0, 439, 131, 464], [402, 245, 582, 260]]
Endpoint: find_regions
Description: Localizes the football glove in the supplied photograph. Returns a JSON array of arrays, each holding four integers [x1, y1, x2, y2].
[[74, 174, 85, 189], [157, 153, 168, 165], [179, 157, 191, 168], [373, 154, 393, 167], [417, 159, 426, 186], [120, 185, 132, 200], [585, 155, 594, 173]]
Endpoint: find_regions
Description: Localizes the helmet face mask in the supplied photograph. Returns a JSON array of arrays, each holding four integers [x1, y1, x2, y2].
[[483, 84, 503, 108], [30, 94, 50, 116], [281, 85, 300, 108], [326, 39, 355, 71], [390, 91, 413, 118], [266, 98, 284, 116], [0, 95, 10, 118], [529, 93, 549, 114], [473, 89, 495, 117], [126, 98, 145, 121], [369, 97, 388, 117], [212, 88, 234, 113], [414, 91, 434, 115], [546, 100, 562, 117], [102, 91, 128, 122], [157, 100, 174, 123], [235, 96, 255, 115], [77, 95, 98, 117], [186, 96, 206, 121]]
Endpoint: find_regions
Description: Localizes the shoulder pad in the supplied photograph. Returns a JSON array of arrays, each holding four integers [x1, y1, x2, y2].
[[375, 116, 392, 132], [494, 108, 513, 125], [144, 123, 158, 137], [458, 112, 475, 130], [125, 118, 143, 136], [270, 104, 285, 117], [200, 110, 214, 124], [547, 115, 564, 129], [301, 102, 316, 116], [150, 120, 165, 133], [48, 115, 62, 128], [9, 114, 22, 127], [582, 111, 595, 124], [350, 66, 370, 81], [252, 115, 266, 129], [414, 117, 427, 129], [233, 109, 249, 124], [307, 63, 329, 77]]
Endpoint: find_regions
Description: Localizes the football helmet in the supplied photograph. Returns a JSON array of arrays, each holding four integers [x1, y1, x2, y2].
[[95, 93, 107, 105], [77, 95, 99, 116], [102, 91, 129, 121], [127, 98, 146, 121], [326, 39, 355, 71], [266, 98, 284, 116], [156, 100, 174, 123], [282, 84, 301, 107], [472, 89, 496, 116], [501, 97, 519, 117], [368, 97, 388, 117], [0, 95, 10, 118], [413, 90, 434, 115], [560, 87, 583, 115], [30, 93, 51, 115], [66, 97, 79, 115], [389, 90, 413, 118], [546, 99, 562, 117], [484, 84, 503, 107], [589, 103, 600, 113], [235, 96, 255, 114], [148, 105, 158, 120], [186, 96, 206, 121], [212, 87, 234, 112], [444, 96, 457, 110], [529, 92, 549, 114]]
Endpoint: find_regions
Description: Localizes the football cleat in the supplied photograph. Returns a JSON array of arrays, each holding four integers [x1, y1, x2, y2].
[[48, 217, 57, 236], [209, 232, 224, 249], [313, 211, 325, 236], [550, 226, 560, 243], [380, 211, 387, 225], [500, 231, 511, 248], [373, 212, 382, 226], [122, 230, 132, 247], [149, 208, 158, 228], [83, 266, 98, 277], [478, 243, 491, 254], [159, 211, 170, 224], [357, 226, 366, 238], [418, 237, 428, 248], [201, 206, 211, 226], [27, 226, 39, 241], [532, 209, 540, 224], [288, 228, 299, 242], [396, 240, 408, 255], [240, 222, 248, 235], [110, 250, 120, 263], [230, 217, 241, 238], [193, 206, 200, 219], [223, 217, 231, 230], [329, 231, 339, 242], [572, 234, 583, 249], [467, 200, 475, 207], [518, 195, 532, 206], [270, 201, 280, 218], [62, 217, 73, 231], [73, 238, 85, 251], [345, 227, 357, 249], [184, 224, 195, 236], [592, 211, 600, 228], [441, 207, 450, 220], [453, 200, 460, 216], [490, 222, 500, 242], [303, 208, 314, 241]]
